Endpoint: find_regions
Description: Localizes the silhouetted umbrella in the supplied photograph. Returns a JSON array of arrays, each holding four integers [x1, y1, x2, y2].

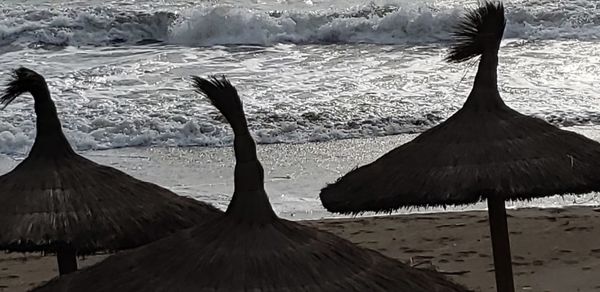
[[32, 76, 470, 292], [320, 2, 600, 292], [0, 67, 221, 276]]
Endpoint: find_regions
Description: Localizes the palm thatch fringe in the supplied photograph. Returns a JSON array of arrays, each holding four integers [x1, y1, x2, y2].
[[320, 105, 600, 213], [0, 67, 221, 275], [31, 76, 470, 292]]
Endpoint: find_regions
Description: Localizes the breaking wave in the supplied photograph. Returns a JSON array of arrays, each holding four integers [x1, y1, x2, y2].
[[0, 1, 600, 48]]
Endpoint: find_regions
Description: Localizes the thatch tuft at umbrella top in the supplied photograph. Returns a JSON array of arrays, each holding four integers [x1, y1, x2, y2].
[[32, 76, 470, 292], [0, 67, 221, 275]]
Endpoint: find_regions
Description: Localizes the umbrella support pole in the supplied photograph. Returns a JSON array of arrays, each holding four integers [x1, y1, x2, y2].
[[487, 196, 515, 292], [57, 247, 78, 275]]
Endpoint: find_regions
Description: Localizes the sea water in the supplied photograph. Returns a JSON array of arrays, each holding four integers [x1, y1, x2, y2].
[[0, 0, 598, 217]]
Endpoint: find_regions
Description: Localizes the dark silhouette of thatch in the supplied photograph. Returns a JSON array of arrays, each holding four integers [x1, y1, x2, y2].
[[32, 76, 470, 292], [0, 67, 221, 275], [320, 2, 600, 292]]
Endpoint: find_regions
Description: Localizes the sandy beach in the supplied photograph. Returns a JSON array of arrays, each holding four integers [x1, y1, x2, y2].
[[1, 206, 598, 292], [311, 206, 600, 292]]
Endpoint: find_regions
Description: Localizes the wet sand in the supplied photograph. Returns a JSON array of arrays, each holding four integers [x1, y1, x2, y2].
[[1, 206, 599, 292], [4, 130, 600, 221]]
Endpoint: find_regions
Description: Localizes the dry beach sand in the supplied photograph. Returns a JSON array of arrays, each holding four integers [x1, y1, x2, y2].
[[310, 206, 600, 292], [1, 206, 599, 292]]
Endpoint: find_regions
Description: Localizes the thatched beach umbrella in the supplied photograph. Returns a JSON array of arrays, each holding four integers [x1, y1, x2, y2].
[[32, 76, 469, 292], [0, 67, 221, 276], [320, 2, 600, 292]]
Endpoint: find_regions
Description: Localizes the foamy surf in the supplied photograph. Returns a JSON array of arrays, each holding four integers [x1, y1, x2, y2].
[[0, 0, 598, 155], [0, 1, 600, 48]]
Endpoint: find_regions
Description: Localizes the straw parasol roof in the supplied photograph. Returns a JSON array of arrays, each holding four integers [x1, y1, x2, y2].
[[320, 2, 600, 291], [32, 76, 470, 292], [0, 67, 221, 275], [320, 2, 600, 213]]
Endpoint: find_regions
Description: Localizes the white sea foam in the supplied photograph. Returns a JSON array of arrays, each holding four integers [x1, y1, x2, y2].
[[0, 0, 599, 155], [0, 1, 599, 48], [1, 104, 599, 156]]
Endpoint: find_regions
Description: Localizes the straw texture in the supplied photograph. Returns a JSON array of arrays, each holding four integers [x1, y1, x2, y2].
[[319, 1, 600, 214], [0, 67, 221, 254], [32, 76, 469, 292], [32, 216, 469, 292], [445, 2, 505, 63]]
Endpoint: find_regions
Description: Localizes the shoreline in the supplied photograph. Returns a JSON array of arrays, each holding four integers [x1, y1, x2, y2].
[[2, 129, 599, 220], [1, 206, 599, 292]]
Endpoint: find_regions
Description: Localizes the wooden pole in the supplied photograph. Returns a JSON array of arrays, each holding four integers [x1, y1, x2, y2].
[[487, 196, 515, 292], [56, 246, 78, 275]]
